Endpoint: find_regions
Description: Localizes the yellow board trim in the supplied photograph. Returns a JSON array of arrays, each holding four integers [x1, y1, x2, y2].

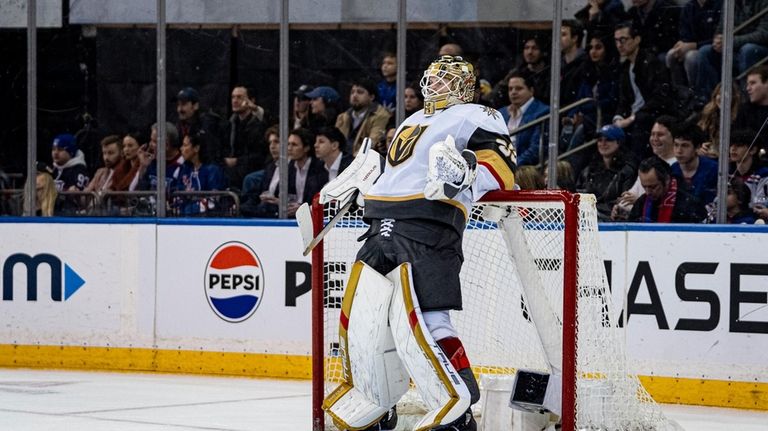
[[639, 375, 768, 410], [0, 344, 311, 379], [2, 345, 768, 411]]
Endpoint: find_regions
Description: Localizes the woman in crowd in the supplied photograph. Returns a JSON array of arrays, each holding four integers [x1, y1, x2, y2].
[[27, 166, 58, 217], [697, 83, 741, 159], [564, 31, 620, 174], [173, 132, 228, 215], [577, 125, 638, 221]]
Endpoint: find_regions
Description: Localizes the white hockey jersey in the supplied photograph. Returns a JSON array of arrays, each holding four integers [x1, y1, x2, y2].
[[364, 103, 517, 234]]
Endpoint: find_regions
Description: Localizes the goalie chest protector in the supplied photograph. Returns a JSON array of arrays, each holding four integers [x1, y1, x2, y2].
[[365, 103, 509, 234]]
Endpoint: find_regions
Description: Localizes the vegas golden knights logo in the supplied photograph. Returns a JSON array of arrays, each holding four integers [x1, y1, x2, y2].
[[388, 124, 429, 166]]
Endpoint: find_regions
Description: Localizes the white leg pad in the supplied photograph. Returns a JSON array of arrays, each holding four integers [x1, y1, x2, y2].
[[387, 263, 471, 431], [324, 261, 410, 430]]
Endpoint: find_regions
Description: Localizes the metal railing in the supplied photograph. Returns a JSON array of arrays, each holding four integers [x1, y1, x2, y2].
[[506, 97, 597, 172], [0, 189, 240, 218]]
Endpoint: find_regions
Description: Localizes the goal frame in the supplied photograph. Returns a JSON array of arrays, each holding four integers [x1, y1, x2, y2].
[[310, 190, 580, 431]]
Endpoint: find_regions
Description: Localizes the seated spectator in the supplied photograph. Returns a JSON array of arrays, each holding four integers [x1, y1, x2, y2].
[[287, 128, 326, 214], [693, 0, 768, 102], [240, 127, 282, 218], [671, 122, 718, 205], [253, 128, 326, 218], [544, 160, 578, 192], [491, 36, 551, 107], [85, 135, 123, 193], [111, 132, 143, 192], [314, 127, 353, 182], [629, 156, 708, 222], [336, 78, 391, 155], [303, 86, 341, 133], [136, 122, 184, 191], [225, 85, 268, 191], [726, 178, 757, 224], [388, 81, 426, 130], [627, 0, 681, 58], [292, 84, 313, 130], [29, 165, 57, 217], [576, 125, 639, 220], [575, 0, 629, 36], [665, 0, 721, 87], [516, 166, 545, 190], [500, 73, 550, 166], [51, 133, 90, 191], [616, 115, 678, 212], [404, 82, 425, 117], [175, 86, 226, 164], [560, 20, 588, 108], [172, 132, 228, 216], [241, 126, 279, 201], [565, 31, 621, 173], [697, 82, 740, 159], [754, 198, 768, 223], [728, 129, 768, 206], [613, 21, 674, 159], [438, 42, 463, 57], [735, 65, 768, 152], [377, 52, 397, 112]]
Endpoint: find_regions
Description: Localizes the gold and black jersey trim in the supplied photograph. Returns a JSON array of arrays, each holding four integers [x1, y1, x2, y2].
[[466, 128, 517, 190]]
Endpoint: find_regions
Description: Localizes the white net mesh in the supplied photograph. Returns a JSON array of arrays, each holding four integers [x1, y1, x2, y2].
[[316, 192, 669, 430]]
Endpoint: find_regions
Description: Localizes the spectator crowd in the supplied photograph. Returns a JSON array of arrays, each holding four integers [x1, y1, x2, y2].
[[1, 0, 767, 224]]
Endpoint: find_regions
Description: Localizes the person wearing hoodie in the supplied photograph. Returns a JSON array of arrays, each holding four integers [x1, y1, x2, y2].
[[51, 133, 90, 191]]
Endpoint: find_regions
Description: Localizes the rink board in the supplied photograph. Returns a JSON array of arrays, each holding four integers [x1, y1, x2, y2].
[[0, 218, 766, 409]]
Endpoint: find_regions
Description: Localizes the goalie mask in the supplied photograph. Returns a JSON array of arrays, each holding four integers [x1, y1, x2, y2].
[[420, 55, 476, 115]]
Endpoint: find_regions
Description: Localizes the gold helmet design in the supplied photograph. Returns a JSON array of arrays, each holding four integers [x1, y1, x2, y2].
[[419, 55, 476, 115]]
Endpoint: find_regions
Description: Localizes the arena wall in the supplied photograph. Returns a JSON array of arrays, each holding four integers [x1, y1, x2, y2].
[[0, 218, 765, 410]]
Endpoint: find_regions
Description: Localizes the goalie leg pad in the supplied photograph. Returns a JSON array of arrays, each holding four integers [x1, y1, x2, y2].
[[386, 263, 471, 431], [323, 261, 410, 430]]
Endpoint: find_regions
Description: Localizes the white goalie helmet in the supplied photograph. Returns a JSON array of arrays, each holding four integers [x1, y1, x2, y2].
[[420, 55, 476, 115]]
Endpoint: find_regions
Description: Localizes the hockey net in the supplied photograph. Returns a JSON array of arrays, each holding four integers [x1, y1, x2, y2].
[[311, 190, 669, 431]]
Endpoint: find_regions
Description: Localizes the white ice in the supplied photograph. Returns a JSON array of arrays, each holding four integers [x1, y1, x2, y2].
[[0, 369, 765, 431]]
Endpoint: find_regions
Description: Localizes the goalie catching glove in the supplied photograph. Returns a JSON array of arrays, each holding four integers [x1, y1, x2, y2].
[[319, 137, 383, 208], [424, 135, 478, 201]]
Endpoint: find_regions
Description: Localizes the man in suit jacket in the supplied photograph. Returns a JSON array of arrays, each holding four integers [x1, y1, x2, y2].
[[314, 126, 353, 182], [499, 73, 550, 166]]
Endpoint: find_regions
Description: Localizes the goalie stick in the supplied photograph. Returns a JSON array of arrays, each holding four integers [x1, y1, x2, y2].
[[297, 195, 356, 256]]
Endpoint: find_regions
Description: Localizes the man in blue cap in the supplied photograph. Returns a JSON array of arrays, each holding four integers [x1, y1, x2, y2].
[[302, 85, 341, 133], [51, 133, 90, 191]]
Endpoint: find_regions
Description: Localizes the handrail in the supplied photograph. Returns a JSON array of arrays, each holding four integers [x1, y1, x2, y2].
[[171, 190, 241, 208], [557, 138, 598, 161], [59, 190, 99, 199], [170, 190, 241, 217], [734, 5, 768, 35], [509, 98, 595, 137], [736, 55, 768, 81]]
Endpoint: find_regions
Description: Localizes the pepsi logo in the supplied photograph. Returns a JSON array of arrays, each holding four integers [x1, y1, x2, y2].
[[204, 241, 265, 323]]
